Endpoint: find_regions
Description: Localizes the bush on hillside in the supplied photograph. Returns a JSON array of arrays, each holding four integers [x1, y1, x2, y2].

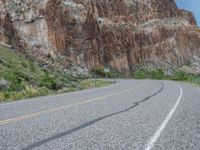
[[171, 71, 188, 81], [91, 67, 112, 78], [132, 69, 164, 80], [39, 73, 67, 90]]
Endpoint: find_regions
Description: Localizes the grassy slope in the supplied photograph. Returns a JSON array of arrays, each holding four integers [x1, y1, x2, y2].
[[0, 46, 45, 84], [0, 46, 113, 102]]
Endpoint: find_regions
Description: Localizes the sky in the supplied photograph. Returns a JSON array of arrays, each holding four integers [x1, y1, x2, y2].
[[176, 0, 200, 26]]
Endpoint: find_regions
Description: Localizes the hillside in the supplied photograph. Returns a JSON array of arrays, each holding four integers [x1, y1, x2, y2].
[[0, 45, 112, 101], [0, 45, 70, 101]]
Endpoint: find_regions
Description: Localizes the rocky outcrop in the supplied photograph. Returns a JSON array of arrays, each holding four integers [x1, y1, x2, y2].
[[0, 0, 200, 73], [179, 9, 197, 26]]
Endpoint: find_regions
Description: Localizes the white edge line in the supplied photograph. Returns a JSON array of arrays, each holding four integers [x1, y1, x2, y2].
[[145, 85, 183, 150]]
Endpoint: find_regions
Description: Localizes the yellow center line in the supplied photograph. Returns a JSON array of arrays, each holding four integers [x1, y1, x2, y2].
[[0, 81, 146, 126]]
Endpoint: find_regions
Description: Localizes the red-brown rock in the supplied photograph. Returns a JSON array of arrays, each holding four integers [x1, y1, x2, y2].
[[0, 0, 200, 73]]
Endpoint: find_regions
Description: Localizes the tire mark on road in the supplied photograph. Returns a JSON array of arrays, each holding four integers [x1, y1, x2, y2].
[[0, 81, 145, 126], [22, 83, 164, 150]]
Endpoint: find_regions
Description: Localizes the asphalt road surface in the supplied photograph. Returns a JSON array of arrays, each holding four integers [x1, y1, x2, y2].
[[0, 80, 200, 150]]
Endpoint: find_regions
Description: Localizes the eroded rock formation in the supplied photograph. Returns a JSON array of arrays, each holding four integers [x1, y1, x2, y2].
[[0, 0, 200, 73]]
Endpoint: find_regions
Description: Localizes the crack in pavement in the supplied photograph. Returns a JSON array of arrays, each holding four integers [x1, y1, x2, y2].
[[22, 83, 164, 150]]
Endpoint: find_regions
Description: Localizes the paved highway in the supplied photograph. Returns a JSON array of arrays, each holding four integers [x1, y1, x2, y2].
[[0, 80, 200, 150]]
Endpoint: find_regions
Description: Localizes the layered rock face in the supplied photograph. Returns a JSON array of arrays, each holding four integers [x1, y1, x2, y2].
[[0, 0, 200, 73]]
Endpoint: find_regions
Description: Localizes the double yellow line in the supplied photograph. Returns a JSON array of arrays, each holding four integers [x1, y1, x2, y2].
[[0, 81, 146, 126]]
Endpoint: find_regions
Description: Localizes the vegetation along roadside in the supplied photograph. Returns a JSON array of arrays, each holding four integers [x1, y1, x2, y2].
[[132, 68, 200, 86], [0, 45, 113, 102]]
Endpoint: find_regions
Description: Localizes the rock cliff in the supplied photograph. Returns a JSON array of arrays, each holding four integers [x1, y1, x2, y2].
[[0, 0, 200, 73]]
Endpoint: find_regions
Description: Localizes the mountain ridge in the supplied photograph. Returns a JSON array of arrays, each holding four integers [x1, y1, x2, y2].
[[0, 0, 200, 74]]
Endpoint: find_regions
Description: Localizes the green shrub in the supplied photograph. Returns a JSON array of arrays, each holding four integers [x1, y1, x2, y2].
[[39, 73, 64, 90], [4, 70, 28, 91], [39, 73, 54, 90], [91, 67, 105, 77], [3, 91, 10, 99], [11, 91, 25, 100], [21, 62, 28, 68], [9, 82, 25, 92], [91, 67, 112, 78], [132, 69, 146, 79], [146, 69, 164, 79], [133, 69, 164, 80], [171, 71, 188, 81], [29, 61, 36, 72], [37, 87, 50, 96]]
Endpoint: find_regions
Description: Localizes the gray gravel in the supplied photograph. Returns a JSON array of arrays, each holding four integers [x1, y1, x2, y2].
[[0, 80, 200, 150]]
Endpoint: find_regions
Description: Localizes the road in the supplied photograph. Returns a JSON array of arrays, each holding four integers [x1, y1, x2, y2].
[[0, 80, 200, 150]]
